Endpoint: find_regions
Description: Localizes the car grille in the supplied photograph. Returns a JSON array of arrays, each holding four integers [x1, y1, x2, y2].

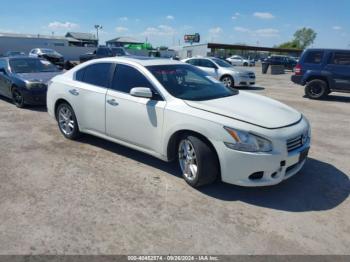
[[287, 135, 303, 152]]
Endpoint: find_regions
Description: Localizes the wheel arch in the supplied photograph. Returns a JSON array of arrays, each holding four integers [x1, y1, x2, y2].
[[54, 98, 72, 120], [166, 129, 221, 178]]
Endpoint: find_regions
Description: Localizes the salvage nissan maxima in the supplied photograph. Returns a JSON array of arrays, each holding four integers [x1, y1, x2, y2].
[[47, 57, 311, 187]]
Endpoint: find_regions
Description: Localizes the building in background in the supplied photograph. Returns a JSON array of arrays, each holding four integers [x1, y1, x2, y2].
[[65, 32, 98, 47], [106, 37, 144, 47], [0, 32, 97, 60]]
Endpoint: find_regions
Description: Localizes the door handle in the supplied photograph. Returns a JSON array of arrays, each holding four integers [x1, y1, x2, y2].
[[69, 89, 79, 96], [107, 99, 119, 106]]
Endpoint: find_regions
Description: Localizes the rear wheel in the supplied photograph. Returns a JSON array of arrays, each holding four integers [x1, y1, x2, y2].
[[178, 135, 219, 187], [56, 103, 80, 140], [12, 87, 25, 108], [305, 79, 328, 99]]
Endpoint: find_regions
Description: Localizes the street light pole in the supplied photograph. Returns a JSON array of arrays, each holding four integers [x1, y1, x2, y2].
[[94, 25, 103, 46]]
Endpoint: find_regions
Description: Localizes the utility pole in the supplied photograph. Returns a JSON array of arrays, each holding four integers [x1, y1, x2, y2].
[[94, 25, 103, 45]]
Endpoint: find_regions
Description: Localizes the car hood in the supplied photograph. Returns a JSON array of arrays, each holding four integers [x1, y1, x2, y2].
[[184, 91, 302, 129], [15, 72, 62, 84]]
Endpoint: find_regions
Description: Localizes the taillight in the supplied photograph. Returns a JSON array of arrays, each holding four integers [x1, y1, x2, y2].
[[294, 64, 302, 75]]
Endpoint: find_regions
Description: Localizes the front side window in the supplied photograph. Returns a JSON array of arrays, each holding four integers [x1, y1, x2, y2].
[[211, 58, 232, 68], [186, 59, 199, 66], [147, 64, 237, 101], [81, 63, 112, 88], [111, 64, 153, 93], [9, 58, 58, 73], [330, 52, 350, 66], [304, 51, 324, 64], [199, 59, 216, 68]]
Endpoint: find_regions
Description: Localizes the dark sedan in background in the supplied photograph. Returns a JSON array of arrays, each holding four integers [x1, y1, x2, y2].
[[0, 57, 62, 107], [29, 48, 65, 69]]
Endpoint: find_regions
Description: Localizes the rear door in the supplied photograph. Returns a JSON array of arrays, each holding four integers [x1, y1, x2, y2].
[[326, 51, 350, 91], [105, 63, 166, 153], [72, 62, 114, 133]]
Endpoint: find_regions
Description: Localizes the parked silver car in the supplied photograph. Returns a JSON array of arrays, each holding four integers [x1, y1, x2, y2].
[[226, 55, 254, 66], [183, 57, 256, 88]]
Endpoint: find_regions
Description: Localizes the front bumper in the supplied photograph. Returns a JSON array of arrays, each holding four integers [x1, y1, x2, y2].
[[236, 75, 256, 87], [22, 88, 47, 105], [214, 119, 310, 187]]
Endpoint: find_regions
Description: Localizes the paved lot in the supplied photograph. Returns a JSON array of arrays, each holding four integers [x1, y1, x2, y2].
[[0, 68, 349, 255]]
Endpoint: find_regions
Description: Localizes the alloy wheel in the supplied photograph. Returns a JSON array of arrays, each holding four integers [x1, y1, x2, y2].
[[58, 105, 75, 136], [222, 76, 233, 88], [178, 139, 198, 181]]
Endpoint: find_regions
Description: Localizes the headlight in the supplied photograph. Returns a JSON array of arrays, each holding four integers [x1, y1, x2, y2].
[[27, 82, 47, 89], [224, 127, 272, 152]]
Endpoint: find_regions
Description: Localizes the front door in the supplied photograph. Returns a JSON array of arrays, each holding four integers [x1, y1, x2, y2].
[[105, 63, 165, 153], [197, 59, 219, 79]]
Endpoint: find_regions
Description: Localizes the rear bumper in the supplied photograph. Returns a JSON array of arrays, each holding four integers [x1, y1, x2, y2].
[[291, 75, 303, 85]]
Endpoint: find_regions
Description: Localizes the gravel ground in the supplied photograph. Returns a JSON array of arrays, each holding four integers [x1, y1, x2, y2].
[[0, 68, 349, 255]]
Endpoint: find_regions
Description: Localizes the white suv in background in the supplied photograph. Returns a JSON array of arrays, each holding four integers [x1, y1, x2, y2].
[[183, 57, 255, 88], [226, 55, 253, 66], [47, 57, 310, 188]]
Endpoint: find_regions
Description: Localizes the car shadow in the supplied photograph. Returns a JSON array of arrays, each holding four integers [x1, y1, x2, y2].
[[199, 158, 349, 212], [237, 86, 265, 91], [0, 96, 47, 112], [77, 134, 349, 212], [303, 94, 350, 103]]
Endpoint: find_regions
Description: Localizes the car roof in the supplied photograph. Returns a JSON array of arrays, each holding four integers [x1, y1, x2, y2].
[[93, 56, 183, 66]]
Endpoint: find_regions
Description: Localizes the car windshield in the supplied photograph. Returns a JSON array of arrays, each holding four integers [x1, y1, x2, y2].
[[41, 49, 56, 54], [10, 58, 59, 73], [211, 58, 233, 68], [147, 64, 237, 101]]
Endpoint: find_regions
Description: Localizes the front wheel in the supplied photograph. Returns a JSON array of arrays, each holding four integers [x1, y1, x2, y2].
[[221, 75, 234, 89], [56, 103, 81, 140], [305, 79, 328, 99], [178, 135, 219, 187], [12, 87, 25, 108]]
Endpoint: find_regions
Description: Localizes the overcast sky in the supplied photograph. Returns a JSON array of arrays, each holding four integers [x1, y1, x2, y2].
[[1, 0, 349, 48]]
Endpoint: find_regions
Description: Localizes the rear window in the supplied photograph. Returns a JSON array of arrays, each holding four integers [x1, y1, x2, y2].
[[330, 52, 350, 66], [304, 51, 324, 64]]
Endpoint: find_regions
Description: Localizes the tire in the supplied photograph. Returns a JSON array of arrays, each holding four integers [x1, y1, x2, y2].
[[11, 87, 25, 108], [56, 102, 81, 140], [243, 62, 248, 67], [178, 135, 219, 187], [305, 79, 328, 99], [221, 75, 234, 89]]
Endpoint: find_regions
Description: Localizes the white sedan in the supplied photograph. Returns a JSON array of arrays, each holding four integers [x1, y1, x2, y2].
[[226, 55, 254, 66], [47, 57, 311, 187], [183, 57, 255, 88]]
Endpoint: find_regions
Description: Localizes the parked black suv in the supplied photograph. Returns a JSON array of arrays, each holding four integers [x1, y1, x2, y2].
[[292, 49, 350, 99], [264, 55, 297, 70]]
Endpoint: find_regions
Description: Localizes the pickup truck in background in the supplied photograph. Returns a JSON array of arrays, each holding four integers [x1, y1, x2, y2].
[[79, 47, 127, 63], [291, 48, 350, 99]]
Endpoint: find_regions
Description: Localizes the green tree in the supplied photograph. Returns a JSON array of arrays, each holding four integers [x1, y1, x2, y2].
[[277, 27, 317, 49], [293, 27, 317, 49]]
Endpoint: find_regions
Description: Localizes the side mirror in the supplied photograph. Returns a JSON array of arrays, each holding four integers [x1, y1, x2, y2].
[[130, 87, 153, 99]]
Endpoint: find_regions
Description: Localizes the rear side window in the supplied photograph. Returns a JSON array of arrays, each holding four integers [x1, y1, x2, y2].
[[111, 64, 153, 93], [330, 52, 350, 66], [75, 68, 85, 81], [199, 59, 216, 68], [80, 63, 112, 88], [304, 51, 324, 64]]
